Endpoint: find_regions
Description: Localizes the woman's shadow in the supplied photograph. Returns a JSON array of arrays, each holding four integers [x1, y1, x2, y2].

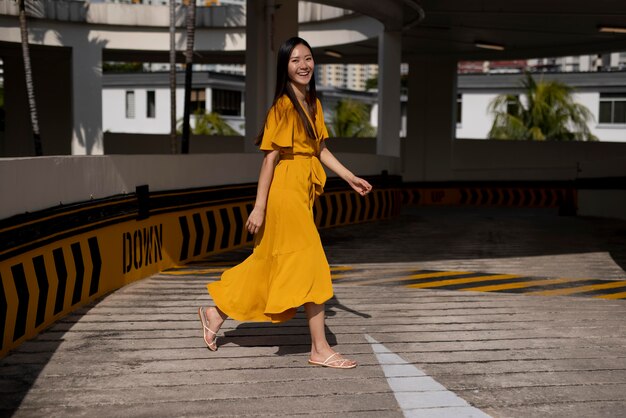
[[219, 295, 371, 356]]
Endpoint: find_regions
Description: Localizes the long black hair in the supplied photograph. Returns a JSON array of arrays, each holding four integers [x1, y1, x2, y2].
[[255, 37, 318, 145]]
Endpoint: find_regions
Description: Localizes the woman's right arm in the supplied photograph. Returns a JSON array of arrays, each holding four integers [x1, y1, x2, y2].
[[246, 150, 280, 234]]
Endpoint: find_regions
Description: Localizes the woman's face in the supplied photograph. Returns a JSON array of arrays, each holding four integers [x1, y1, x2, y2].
[[287, 44, 314, 89]]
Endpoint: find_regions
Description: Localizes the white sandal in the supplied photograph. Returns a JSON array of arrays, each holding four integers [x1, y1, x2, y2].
[[308, 352, 357, 369], [197, 307, 218, 351]]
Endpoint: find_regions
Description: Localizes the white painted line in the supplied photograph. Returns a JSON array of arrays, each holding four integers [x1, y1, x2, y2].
[[365, 334, 492, 418]]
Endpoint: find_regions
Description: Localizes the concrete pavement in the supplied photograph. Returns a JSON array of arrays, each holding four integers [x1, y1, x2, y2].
[[1, 207, 626, 417]]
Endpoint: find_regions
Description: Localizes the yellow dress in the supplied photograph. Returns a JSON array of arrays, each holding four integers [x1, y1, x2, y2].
[[207, 95, 332, 323]]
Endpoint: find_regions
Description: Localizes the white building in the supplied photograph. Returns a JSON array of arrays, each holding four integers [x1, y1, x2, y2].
[[317, 64, 379, 91], [103, 69, 626, 143], [102, 70, 386, 136], [456, 71, 626, 142], [527, 52, 626, 73], [103, 71, 245, 135]]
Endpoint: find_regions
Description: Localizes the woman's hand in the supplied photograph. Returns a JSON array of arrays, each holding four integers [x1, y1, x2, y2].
[[246, 150, 278, 235], [246, 207, 266, 234], [319, 143, 372, 197], [348, 176, 373, 196]]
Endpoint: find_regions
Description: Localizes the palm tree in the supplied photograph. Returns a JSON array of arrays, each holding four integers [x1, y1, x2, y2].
[[193, 111, 239, 136], [181, 0, 196, 154], [178, 110, 238, 136], [488, 72, 598, 141], [330, 99, 376, 138], [169, 0, 177, 153], [18, 0, 42, 155]]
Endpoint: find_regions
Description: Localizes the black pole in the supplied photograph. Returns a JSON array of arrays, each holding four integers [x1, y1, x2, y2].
[[181, 0, 196, 154], [181, 63, 192, 154]]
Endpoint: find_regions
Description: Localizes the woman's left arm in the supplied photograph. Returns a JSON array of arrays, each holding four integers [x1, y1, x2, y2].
[[319, 142, 372, 196]]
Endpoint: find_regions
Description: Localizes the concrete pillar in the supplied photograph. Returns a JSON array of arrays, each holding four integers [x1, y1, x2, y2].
[[376, 30, 402, 157], [404, 58, 457, 181], [71, 37, 103, 155], [244, 0, 297, 152], [245, 0, 270, 153]]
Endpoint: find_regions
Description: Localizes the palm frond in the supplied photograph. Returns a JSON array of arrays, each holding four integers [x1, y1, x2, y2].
[[488, 72, 597, 141], [330, 99, 376, 138]]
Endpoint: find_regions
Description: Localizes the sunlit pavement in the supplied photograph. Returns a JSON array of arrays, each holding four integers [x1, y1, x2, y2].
[[2, 207, 626, 417]]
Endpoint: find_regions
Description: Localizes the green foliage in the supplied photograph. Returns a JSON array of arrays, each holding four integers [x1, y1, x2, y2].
[[488, 72, 598, 141], [364, 74, 408, 91], [365, 77, 378, 91], [329, 99, 376, 138], [103, 62, 143, 73], [177, 110, 238, 136]]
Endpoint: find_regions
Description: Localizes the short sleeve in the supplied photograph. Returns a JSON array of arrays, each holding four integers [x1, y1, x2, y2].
[[259, 100, 294, 151], [315, 99, 330, 141]]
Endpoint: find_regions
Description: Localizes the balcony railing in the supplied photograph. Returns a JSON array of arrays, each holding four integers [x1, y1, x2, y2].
[[0, 0, 352, 27]]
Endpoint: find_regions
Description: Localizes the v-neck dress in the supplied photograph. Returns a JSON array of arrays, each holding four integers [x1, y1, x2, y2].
[[207, 95, 332, 323]]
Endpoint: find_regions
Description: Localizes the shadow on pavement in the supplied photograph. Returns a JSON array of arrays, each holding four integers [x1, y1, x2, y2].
[[220, 295, 370, 356], [320, 207, 626, 274], [0, 303, 100, 417]]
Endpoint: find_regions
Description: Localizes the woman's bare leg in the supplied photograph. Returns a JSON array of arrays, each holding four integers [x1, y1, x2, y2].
[[204, 306, 228, 343], [304, 302, 356, 367]]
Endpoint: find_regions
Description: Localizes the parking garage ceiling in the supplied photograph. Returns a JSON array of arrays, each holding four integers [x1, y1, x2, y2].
[[103, 0, 626, 64], [316, 0, 626, 62]]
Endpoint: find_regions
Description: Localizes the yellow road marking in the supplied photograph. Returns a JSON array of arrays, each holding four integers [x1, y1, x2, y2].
[[595, 291, 626, 300], [332, 273, 352, 280], [528, 280, 626, 296], [330, 266, 354, 272], [463, 277, 582, 292], [356, 271, 473, 286], [406, 274, 520, 289]]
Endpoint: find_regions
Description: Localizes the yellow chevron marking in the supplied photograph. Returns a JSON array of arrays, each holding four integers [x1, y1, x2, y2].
[[528, 280, 626, 296], [356, 270, 473, 286], [463, 277, 581, 292], [331, 274, 348, 280], [406, 274, 520, 289], [344, 269, 472, 286], [595, 291, 626, 300], [330, 266, 354, 272]]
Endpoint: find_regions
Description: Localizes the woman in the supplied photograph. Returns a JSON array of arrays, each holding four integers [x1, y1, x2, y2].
[[198, 37, 372, 369]]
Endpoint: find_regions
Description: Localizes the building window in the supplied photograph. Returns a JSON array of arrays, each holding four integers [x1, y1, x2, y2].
[[456, 94, 462, 124], [599, 93, 626, 124], [125, 90, 135, 119], [146, 90, 156, 118], [506, 96, 520, 116], [191, 89, 206, 113], [212, 88, 242, 116]]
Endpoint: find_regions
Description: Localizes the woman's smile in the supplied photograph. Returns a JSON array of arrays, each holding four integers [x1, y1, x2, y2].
[[288, 44, 314, 88]]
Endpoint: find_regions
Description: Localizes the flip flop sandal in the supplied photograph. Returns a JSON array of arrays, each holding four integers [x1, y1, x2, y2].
[[308, 352, 357, 369], [198, 307, 218, 351]]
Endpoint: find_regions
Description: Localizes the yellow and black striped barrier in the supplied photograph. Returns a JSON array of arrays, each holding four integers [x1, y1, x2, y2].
[[401, 185, 576, 210], [0, 177, 599, 356], [0, 180, 399, 357]]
